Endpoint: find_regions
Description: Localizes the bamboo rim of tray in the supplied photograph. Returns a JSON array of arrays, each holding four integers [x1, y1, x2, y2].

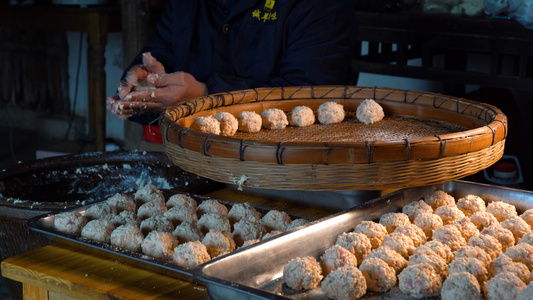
[[161, 86, 507, 191]]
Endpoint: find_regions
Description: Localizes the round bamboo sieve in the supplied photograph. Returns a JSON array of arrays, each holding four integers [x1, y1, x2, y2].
[[161, 86, 507, 191]]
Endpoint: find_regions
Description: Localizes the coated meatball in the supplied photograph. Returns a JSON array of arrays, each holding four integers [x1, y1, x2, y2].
[[286, 218, 310, 231], [141, 231, 178, 260], [110, 223, 144, 252], [501, 215, 532, 241], [379, 212, 410, 233], [172, 221, 204, 243], [435, 204, 466, 225], [317, 101, 345, 125], [471, 211, 499, 231], [214, 111, 238, 136], [134, 184, 165, 206], [453, 217, 480, 241], [441, 272, 482, 300], [408, 251, 448, 278], [403, 200, 433, 222], [166, 194, 197, 210], [54, 211, 87, 236], [519, 208, 533, 228], [456, 194, 486, 217], [356, 99, 384, 124], [172, 240, 211, 268], [137, 200, 167, 221], [518, 232, 533, 246], [237, 111, 262, 133], [335, 232, 372, 264], [197, 213, 231, 234], [393, 223, 427, 247], [320, 245, 358, 276], [290, 106, 315, 127], [191, 116, 221, 135], [321, 266, 366, 299], [163, 205, 198, 226], [85, 202, 117, 221], [228, 202, 262, 224], [196, 200, 228, 218], [414, 213, 443, 239], [260, 210, 292, 232], [449, 257, 488, 285], [262, 230, 282, 240], [484, 272, 526, 300], [111, 210, 139, 227], [231, 219, 266, 246], [486, 201, 518, 222], [366, 246, 408, 274], [505, 243, 533, 271], [261, 108, 288, 130], [202, 229, 236, 258], [139, 214, 174, 235], [433, 224, 467, 252], [398, 263, 442, 298], [424, 189, 455, 210], [354, 221, 388, 249], [515, 282, 533, 300], [381, 232, 416, 258], [480, 224, 515, 252], [106, 193, 136, 213], [81, 219, 115, 243], [454, 245, 492, 266], [283, 256, 323, 291], [359, 257, 396, 292], [423, 240, 455, 263], [488, 254, 530, 284], [468, 234, 503, 260]]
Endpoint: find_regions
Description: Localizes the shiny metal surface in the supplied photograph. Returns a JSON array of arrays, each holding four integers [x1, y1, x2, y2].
[[196, 181, 533, 300]]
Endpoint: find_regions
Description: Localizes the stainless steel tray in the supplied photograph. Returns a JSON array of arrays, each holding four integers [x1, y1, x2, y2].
[[27, 190, 322, 284], [195, 180, 533, 300]]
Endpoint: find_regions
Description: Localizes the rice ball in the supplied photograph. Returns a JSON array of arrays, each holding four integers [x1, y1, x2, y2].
[[261, 108, 288, 130], [366, 246, 408, 274], [471, 211, 500, 231], [488, 254, 530, 284], [283, 256, 323, 291], [172, 240, 211, 268], [398, 263, 442, 298], [237, 111, 262, 133], [260, 210, 292, 232], [501, 215, 532, 241], [424, 189, 455, 210], [81, 219, 115, 243], [480, 224, 515, 252], [433, 224, 467, 252], [320, 245, 358, 276], [484, 272, 526, 300], [449, 257, 488, 284], [110, 223, 144, 252], [457, 194, 486, 217], [486, 201, 518, 222], [202, 229, 236, 258], [335, 232, 372, 264], [403, 200, 433, 222], [379, 212, 411, 233], [468, 234, 503, 260], [172, 221, 204, 243], [141, 231, 179, 260], [191, 115, 220, 135], [360, 257, 397, 292], [354, 220, 388, 249], [54, 211, 87, 236], [441, 272, 482, 300], [214, 112, 238, 136], [317, 101, 345, 125], [435, 204, 466, 225], [289, 106, 315, 127], [414, 213, 443, 239], [356, 99, 384, 124], [321, 266, 366, 299]]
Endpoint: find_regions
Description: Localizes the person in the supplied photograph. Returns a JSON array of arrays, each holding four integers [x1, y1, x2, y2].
[[107, 0, 355, 127]]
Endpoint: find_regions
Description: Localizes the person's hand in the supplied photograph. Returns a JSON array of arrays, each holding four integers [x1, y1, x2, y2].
[[107, 52, 207, 119]]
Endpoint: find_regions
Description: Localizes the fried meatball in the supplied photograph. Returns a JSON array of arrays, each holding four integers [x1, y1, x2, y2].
[[435, 204, 466, 225], [393, 223, 427, 247], [172, 221, 204, 243], [414, 213, 443, 239], [163, 205, 198, 226], [398, 263, 442, 298], [237, 111, 262, 133], [453, 217, 480, 241], [191, 115, 221, 134], [134, 184, 165, 206], [354, 220, 388, 249], [260, 210, 292, 232], [424, 240, 455, 263], [214, 111, 238, 137], [468, 234, 503, 260], [85, 202, 117, 221], [454, 245, 492, 266], [320, 245, 358, 276], [356, 98, 384, 124], [486, 201, 518, 222], [379, 212, 411, 233], [289, 106, 315, 127], [286, 218, 310, 231], [403, 200, 433, 222], [196, 199, 228, 217], [449, 257, 488, 284], [261, 108, 288, 130], [480, 224, 515, 252], [110, 223, 144, 252], [433, 224, 467, 252], [360, 257, 396, 292], [408, 251, 448, 278], [366, 246, 408, 274], [111, 210, 139, 227], [106, 193, 136, 213], [424, 189, 456, 210], [520, 208, 533, 228], [202, 229, 236, 258], [484, 272, 526, 300], [441, 272, 482, 300], [137, 200, 167, 221], [317, 101, 345, 125], [231, 219, 266, 246], [139, 214, 174, 235], [457, 194, 486, 217], [501, 215, 532, 241], [81, 219, 115, 243], [197, 213, 231, 234], [172, 240, 211, 268], [166, 194, 197, 210], [283, 256, 323, 291], [227, 202, 262, 224], [321, 266, 366, 299], [471, 211, 500, 231], [54, 211, 87, 236], [141, 231, 178, 260], [505, 243, 533, 271], [381, 232, 416, 258], [336, 232, 372, 264], [488, 254, 530, 284]]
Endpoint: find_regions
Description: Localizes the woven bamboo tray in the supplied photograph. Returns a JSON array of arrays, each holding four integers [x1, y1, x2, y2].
[[161, 86, 507, 191]]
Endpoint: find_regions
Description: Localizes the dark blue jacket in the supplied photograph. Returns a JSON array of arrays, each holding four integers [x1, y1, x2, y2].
[[129, 0, 355, 124]]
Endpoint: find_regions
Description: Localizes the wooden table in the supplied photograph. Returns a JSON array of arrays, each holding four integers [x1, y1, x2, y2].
[[0, 3, 122, 152], [1, 188, 334, 299]]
